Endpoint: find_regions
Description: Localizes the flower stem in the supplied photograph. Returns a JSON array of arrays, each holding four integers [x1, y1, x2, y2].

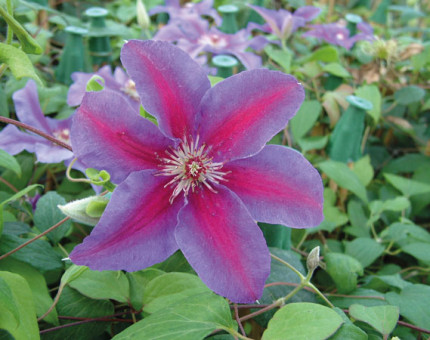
[[0, 116, 73, 151], [224, 327, 254, 340], [270, 253, 305, 279], [0, 176, 19, 192], [38, 284, 64, 322], [66, 158, 92, 183], [270, 252, 334, 308], [0, 216, 70, 261]]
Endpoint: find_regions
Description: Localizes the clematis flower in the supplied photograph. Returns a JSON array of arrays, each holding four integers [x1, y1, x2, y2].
[[247, 5, 321, 43], [0, 80, 74, 164], [149, 0, 221, 26], [69, 40, 324, 303], [303, 20, 375, 50], [154, 16, 263, 70], [67, 65, 140, 112]]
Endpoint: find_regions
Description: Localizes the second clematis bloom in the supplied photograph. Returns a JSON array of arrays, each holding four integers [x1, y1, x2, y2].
[[69, 40, 324, 303]]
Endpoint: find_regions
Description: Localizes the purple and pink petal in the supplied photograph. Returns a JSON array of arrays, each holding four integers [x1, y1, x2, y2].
[[176, 185, 271, 303]]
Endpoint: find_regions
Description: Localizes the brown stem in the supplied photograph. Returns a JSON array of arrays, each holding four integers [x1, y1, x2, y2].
[[0, 176, 19, 192], [0, 216, 70, 261], [239, 301, 282, 323], [397, 320, 430, 334], [38, 284, 64, 322], [234, 304, 246, 336], [0, 116, 73, 151], [39, 317, 134, 334]]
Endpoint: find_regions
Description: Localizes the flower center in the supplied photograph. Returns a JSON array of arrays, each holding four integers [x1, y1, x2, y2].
[[158, 137, 227, 203], [336, 33, 345, 40], [121, 79, 140, 102], [53, 128, 71, 145], [198, 34, 228, 49]]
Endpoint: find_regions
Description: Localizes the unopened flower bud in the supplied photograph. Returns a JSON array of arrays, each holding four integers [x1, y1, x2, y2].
[[137, 0, 150, 30], [306, 246, 320, 273], [58, 195, 109, 226]]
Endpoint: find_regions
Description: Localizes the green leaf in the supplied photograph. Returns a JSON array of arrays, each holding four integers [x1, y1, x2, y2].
[[307, 46, 339, 62], [384, 173, 430, 196], [367, 274, 412, 291], [60, 264, 89, 286], [394, 85, 426, 105], [349, 304, 399, 336], [380, 196, 411, 212], [385, 284, 430, 329], [208, 75, 223, 86], [1, 184, 41, 234], [52, 286, 115, 340], [143, 272, 211, 314], [127, 268, 165, 311], [264, 44, 292, 72], [0, 222, 63, 272], [383, 222, 430, 243], [263, 303, 343, 340], [0, 150, 21, 177], [264, 248, 314, 304], [352, 155, 374, 187], [345, 238, 385, 268], [0, 257, 58, 325], [0, 6, 43, 54], [68, 270, 130, 303], [323, 63, 351, 78], [318, 160, 368, 203], [384, 153, 430, 174], [37, 84, 68, 115], [0, 271, 40, 340], [297, 135, 328, 153], [0, 43, 43, 85], [330, 308, 367, 340], [328, 105, 365, 163], [330, 288, 388, 309], [113, 292, 236, 340], [355, 85, 381, 123], [330, 323, 367, 340], [155, 250, 195, 273], [0, 184, 41, 207], [33, 191, 72, 243], [0, 84, 9, 118], [311, 189, 348, 233], [290, 100, 322, 140], [0, 276, 20, 324], [325, 253, 363, 293], [401, 242, 430, 262]]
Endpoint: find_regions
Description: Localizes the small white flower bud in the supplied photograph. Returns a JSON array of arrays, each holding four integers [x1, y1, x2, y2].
[[58, 196, 109, 226], [137, 0, 150, 30], [306, 246, 320, 273]]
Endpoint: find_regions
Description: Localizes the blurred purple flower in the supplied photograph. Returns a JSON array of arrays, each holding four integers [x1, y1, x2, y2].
[[149, 0, 221, 25], [67, 65, 140, 112], [303, 20, 375, 50], [69, 40, 324, 303], [247, 5, 321, 42], [0, 80, 74, 164], [154, 16, 264, 70]]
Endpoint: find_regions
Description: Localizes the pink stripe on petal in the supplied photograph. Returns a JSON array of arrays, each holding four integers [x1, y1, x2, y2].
[[224, 145, 324, 228], [121, 40, 211, 139], [70, 170, 182, 271], [71, 90, 174, 183], [197, 69, 304, 162], [176, 186, 270, 303]]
